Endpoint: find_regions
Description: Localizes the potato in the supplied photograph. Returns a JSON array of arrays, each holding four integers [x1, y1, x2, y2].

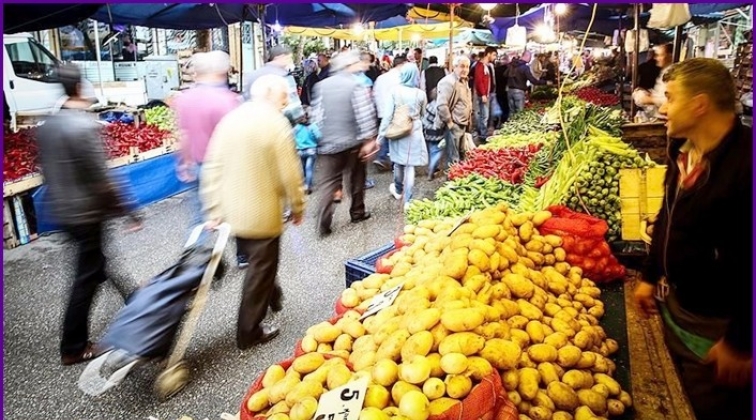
[[519, 222, 535, 242], [533, 390, 556, 411], [292, 353, 325, 375], [391, 381, 422, 406], [607, 399, 625, 416], [544, 332, 569, 350], [334, 334, 353, 352], [398, 390, 430, 420], [504, 273, 535, 299], [508, 391, 522, 406], [528, 344, 558, 364], [618, 390, 632, 407], [510, 329, 531, 350], [377, 330, 411, 362], [517, 300, 544, 320], [263, 365, 287, 388], [591, 384, 610, 399], [438, 332, 486, 356], [402, 331, 434, 362], [538, 363, 561, 385], [529, 406, 553, 420], [551, 319, 577, 338], [547, 381, 580, 411], [289, 396, 318, 420], [317, 343, 333, 353], [573, 331, 594, 350], [429, 398, 461, 416], [268, 401, 291, 415], [519, 352, 538, 369], [301, 335, 318, 353], [442, 255, 468, 280], [508, 316, 530, 330], [594, 374, 621, 396], [445, 374, 473, 399], [575, 352, 597, 369], [562, 370, 594, 390], [285, 380, 324, 407], [439, 353, 468, 375], [351, 350, 377, 372], [341, 319, 366, 338], [479, 338, 521, 370], [532, 211, 552, 226], [557, 345, 582, 368], [574, 406, 598, 420], [360, 407, 389, 420], [246, 388, 270, 412], [441, 308, 486, 332], [502, 369, 519, 391], [472, 225, 501, 239], [465, 356, 495, 381], [518, 367, 541, 401], [269, 376, 300, 404], [372, 359, 399, 387], [353, 336, 378, 354], [364, 384, 391, 409], [577, 389, 607, 415], [302, 364, 331, 385], [525, 321, 545, 344], [553, 412, 574, 420], [326, 364, 353, 390], [399, 357, 432, 385]]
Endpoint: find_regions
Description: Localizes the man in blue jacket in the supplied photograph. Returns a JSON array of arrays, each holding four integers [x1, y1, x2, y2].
[[634, 58, 752, 420]]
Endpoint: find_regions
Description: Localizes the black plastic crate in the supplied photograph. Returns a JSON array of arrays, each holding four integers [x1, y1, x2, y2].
[[344, 243, 395, 288]]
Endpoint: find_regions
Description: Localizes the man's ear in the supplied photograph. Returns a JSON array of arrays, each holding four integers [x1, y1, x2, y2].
[[690, 93, 709, 118]]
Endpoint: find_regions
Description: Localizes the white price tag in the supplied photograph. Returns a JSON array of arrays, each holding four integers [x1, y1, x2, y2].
[[359, 283, 404, 320], [313, 377, 369, 420]]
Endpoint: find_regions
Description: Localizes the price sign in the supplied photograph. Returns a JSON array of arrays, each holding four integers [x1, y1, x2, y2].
[[359, 283, 404, 320], [447, 210, 473, 237], [313, 377, 369, 420]]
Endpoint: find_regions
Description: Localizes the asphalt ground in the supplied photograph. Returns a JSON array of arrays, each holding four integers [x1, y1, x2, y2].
[[2, 164, 444, 420]]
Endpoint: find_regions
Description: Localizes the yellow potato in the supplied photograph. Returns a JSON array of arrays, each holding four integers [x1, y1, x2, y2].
[[562, 370, 594, 390], [326, 364, 352, 390], [268, 375, 300, 405], [430, 323, 451, 352], [508, 391, 522, 406], [398, 357, 432, 385], [422, 377, 446, 400], [262, 365, 287, 388], [429, 398, 461, 416], [440, 353, 469, 375], [509, 329, 531, 349], [468, 249, 491, 272], [577, 389, 607, 415], [547, 381, 580, 411], [365, 384, 391, 409], [502, 369, 519, 391], [351, 349, 377, 372], [334, 334, 353, 352], [533, 390, 556, 411], [442, 255, 468, 280], [472, 225, 501, 239], [285, 380, 324, 407], [575, 352, 597, 369], [426, 353, 444, 378], [302, 363, 331, 385], [527, 344, 558, 363], [246, 388, 270, 412], [517, 299, 544, 320], [557, 345, 583, 368], [317, 343, 333, 353], [553, 411, 574, 420], [438, 332, 486, 356], [593, 374, 621, 396], [517, 367, 541, 400], [532, 211, 552, 226], [529, 406, 553, 420], [503, 273, 535, 299], [289, 397, 318, 420], [376, 329, 411, 362], [478, 338, 521, 370], [401, 331, 434, 362], [268, 401, 290, 415], [544, 332, 570, 349], [391, 381, 422, 407], [508, 316, 530, 330], [372, 359, 399, 387], [537, 362, 561, 385], [607, 399, 625, 416], [618, 391, 633, 407], [444, 374, 473, 399], [519, 222, 535, 242], [465, 356, 494, 381], [441, 308, 486, 332], [292, 353, 325, 375], [360, 407, 389, 420], [341, 319, 366, 339], [407, 308, 442, 335], [591, 384, 610, 399]]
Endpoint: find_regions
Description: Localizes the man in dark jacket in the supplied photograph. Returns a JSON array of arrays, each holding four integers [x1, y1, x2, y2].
[[634, 58, 752, 420], [507, 50, 549, 115], [36, 64, 141, 366], [420, 56, 446, 100]]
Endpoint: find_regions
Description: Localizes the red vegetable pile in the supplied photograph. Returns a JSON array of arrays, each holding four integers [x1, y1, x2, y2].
[[102, 122, 171, 159], [3, 127, 39, 182], [448, 144, 541, 184], [539, 205, 626, 283], [571, 87, 620, 107]]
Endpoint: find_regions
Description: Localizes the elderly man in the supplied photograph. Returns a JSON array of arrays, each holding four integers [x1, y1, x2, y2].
[[634, 58, 752, 420], [243, 45, 304, 126], [201, 75, 305, 350], [310, 50, 378, 236], [436, 55, 473, 168], [173, 51, 241, 236]]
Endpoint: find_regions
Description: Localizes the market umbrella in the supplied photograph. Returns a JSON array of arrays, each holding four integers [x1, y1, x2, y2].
[[4, 3, 105, 34]]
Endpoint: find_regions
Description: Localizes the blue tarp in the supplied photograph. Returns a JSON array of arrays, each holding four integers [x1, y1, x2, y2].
[[89, 3, 410, 30], [427, 29, 498, 47], [33, 152, 192, 234]]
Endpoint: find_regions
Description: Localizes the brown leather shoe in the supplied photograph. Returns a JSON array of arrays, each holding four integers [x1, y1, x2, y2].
[[61, 342, 99, 366], [238, 326, 280, 350]]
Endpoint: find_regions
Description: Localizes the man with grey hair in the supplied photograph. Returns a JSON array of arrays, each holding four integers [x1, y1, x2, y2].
[[201, 74, 305, 349], [173, 51, 241, 240], [436, 55, 473, 168], [243, 45, 304, 126], [310, 50, 378, 236]]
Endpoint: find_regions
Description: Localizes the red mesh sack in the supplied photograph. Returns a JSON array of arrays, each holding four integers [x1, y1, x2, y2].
[[375, 249, 400, 274], [430, 371, 518, 420], [239, 354, 352, 420], [334, 296, 365, 317], [293, 312, 347, 357], [539, 206, 626, 283]]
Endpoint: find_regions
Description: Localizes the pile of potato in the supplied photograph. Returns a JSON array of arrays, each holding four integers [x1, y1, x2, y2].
[[245, 203, 632, 420]]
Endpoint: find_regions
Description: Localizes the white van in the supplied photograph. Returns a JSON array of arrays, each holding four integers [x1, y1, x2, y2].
[[3, 32, 97, 130]]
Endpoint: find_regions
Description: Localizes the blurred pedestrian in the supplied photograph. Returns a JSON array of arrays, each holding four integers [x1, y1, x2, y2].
[[378, 64, 428, 210], [201, 75, 305, 349], [294, 112, 322, 194], [36, 63, 142, 366], [244, 45, 305, 126], [310, 50, 378, 237]]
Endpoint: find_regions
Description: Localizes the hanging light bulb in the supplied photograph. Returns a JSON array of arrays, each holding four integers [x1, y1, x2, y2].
[[554, 3, 568, 16], [351, 23, 364, 35], [479, 3, 497, 12], [272, 20, 283, 33]]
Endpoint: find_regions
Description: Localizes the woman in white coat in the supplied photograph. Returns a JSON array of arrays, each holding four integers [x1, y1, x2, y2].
[[378, 64, 428, 210]]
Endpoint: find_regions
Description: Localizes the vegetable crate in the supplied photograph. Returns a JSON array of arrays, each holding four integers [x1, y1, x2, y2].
[[343, 243, 394, 288], [619, 166, 667, 241]]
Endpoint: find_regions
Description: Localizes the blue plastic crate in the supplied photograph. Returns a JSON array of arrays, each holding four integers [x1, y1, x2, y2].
[[344, 243, 395, 288]]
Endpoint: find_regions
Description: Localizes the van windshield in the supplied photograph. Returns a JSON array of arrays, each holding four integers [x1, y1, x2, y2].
[[5, 38, 60, 83]]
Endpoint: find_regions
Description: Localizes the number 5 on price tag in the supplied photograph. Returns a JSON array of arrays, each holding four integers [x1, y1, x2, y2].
[[359, 283, 404, 320], [313, 377, 369, 420]]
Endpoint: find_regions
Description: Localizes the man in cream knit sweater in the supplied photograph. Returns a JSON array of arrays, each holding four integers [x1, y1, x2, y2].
[[201, 75, 305, 349]]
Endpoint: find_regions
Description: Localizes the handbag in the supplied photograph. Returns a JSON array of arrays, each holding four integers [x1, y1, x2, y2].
[[385, 93, 413, 140]]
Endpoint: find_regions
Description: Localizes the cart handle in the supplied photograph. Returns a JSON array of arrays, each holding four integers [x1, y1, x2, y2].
[[184, 223, 231, 249]]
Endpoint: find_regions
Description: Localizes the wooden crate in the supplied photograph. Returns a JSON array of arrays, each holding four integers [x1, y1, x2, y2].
[[621, 122, 668, 164], [619, 166, 667, 241], [3, 174, 44, 198], [3, 198, 19, 249]]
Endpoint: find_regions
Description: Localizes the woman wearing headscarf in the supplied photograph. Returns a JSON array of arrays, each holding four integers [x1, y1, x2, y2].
[[300, 58, 320, 107], [378, 64, 428, 210]]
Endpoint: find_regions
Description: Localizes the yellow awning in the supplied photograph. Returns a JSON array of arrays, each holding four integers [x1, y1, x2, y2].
[[284, 21, 471, 42]]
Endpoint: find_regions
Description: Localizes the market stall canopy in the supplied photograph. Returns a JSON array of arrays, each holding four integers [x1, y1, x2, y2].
[[285, 20, 470, 42], [4, 4, 105, 34], [425, 29, 498, 47]]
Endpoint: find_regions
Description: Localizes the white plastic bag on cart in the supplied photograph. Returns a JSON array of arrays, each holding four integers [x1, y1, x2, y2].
[[647, 4, 692, 29]]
